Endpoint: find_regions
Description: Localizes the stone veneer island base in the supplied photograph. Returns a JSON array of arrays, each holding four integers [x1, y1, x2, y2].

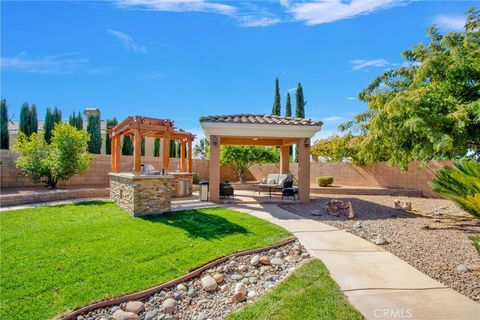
[[109, 172, 173, 217]]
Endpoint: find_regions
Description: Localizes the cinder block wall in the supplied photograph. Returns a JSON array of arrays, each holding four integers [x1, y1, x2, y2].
[[0, 150, 450, 197]]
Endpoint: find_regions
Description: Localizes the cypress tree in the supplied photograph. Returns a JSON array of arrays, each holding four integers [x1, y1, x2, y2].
[[105, 118, 118, 155], [86, 114, 102, 154], [0, 99, 9, 149], [19, 103, 29, 136], [44, 108, 53, 143], [76, 112, 83, 130], [285, 92, 292, 117], [141, 137, 146, 156], [52, 107, 62, 124], [154, 138, 160, 157], [272, 77, 281, 116], [295, 82, 306, 118], [29, 104, 38, 135], [69, 111, 76, 127], [122, 136, 133, 155], [19, 103, 38, 137]]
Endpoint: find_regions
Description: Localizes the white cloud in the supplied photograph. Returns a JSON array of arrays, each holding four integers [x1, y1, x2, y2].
[[1, 53, 89, 74], [346, 96, 357, 100], [284, 0, 403, 25], [116, 0, 236, 15], [107, 29, 147, 53], [433, 15, 465, 31], [323, 116, 343, 122], [237, 15, 280, 27], [350, 58, 394, 71]]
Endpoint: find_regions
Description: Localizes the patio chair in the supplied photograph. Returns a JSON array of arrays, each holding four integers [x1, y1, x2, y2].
[[281, 175, 298, 200], [141, 164, 160, 175], [220, 181, 234, 198]]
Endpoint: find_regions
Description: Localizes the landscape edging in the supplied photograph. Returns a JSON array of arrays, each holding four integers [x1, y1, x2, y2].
[[60, 237, 296, 320]]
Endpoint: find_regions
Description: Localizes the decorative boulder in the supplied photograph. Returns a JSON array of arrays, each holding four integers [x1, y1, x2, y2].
[[201, 275, 217, 292], [325, 199, 355, 219], [232, 283, 247, 303], [394, 200, 412, 211]]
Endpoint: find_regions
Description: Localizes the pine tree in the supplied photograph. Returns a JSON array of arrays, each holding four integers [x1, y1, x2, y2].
[[295, 82, 306, 118], [105, 118, 118, 155], [122, 136, 133, 155], [0, 99, 9, 149], [44, 108, 53, 143], [86, 114, 102, 154], [154, 138, 160, 157], [272, 77, 281, 116], [285, 92, 292, 117]]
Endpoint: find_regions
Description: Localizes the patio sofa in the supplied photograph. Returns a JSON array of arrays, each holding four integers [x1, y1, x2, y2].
[[257, 174, 293, 196]]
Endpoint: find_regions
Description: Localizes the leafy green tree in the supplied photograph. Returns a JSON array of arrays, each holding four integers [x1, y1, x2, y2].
[[193, 138, 210, 159], [19, 103, 38, 137], [13, 123, 92, 189], [86, 114, 102, 154], [432, 161, 480, 218], [311, 134, 365, 163], [340, 8, 480, 171], [0, 99, 9, 149], [122, 136, 133, 155], [105, 118, 118, 155], [285, 92, 292, 117], [154, 138, 160, 157], [295, 83, 306, 118], [220, 146, 279, 183], [272, 77, 281, 116]]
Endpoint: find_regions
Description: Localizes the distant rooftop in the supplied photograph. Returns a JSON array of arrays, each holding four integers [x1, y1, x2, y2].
[[199, 114, 322, 126]]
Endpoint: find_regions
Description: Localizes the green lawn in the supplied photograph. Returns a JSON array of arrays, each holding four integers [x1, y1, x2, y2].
[[0, 201, 290, 320], [227, 259, 363, 320]]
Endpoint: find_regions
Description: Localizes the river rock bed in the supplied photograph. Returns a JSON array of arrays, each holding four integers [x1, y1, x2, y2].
[[76, 240, 309, 320], [281, 194, 480, 302]]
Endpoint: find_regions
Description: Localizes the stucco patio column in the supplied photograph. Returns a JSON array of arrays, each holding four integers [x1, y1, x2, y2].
[[209, 135, 220, 202], [298, 138, 311, 203], [133, 129, 141, 175], [280, 146, 290, 174]]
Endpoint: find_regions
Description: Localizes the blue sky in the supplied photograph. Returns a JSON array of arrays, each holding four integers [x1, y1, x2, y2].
[[1, 0, 476, 141]]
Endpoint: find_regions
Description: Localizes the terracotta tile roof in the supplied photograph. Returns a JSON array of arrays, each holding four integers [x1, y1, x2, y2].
[[200, 114, 322, 126]]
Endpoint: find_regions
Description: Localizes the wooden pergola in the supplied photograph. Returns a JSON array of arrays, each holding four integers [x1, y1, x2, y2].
[[109, 116, 195, 175]]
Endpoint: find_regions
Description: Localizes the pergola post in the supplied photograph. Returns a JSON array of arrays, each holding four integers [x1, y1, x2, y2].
[[163, 133, 170, 172], [298, 138, 311, 203], [209, 135, 220, 202], [133, 129, 141, 175], [188, 140, 193, 173], [111, 134, 116, 172], [280, 146, 290, 174], [180, 141, 186, 172]]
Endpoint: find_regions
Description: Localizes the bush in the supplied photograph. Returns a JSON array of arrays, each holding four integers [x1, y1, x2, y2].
[[13, 123, 93, 189], [316, 176, 334, 187], [192, 173, 201, 185], [431, 161, 480, 218]]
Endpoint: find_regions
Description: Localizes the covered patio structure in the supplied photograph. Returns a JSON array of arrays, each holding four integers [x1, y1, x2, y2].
[[200, 114, 322, 203]]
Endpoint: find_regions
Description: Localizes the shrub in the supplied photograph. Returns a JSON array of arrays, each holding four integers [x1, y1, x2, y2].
[[192, 173, 201, 184], [316, 176, 334, 187], [13, 123, 93, 189], [431, 161, 480, 218]]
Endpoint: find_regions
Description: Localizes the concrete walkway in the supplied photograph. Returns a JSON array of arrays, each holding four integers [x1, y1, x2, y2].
[[226, 203, 480, 320]]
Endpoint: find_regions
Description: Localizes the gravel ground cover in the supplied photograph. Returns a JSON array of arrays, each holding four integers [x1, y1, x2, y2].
[[280, 195, 480, 302], [76, 241, 310, 320]]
